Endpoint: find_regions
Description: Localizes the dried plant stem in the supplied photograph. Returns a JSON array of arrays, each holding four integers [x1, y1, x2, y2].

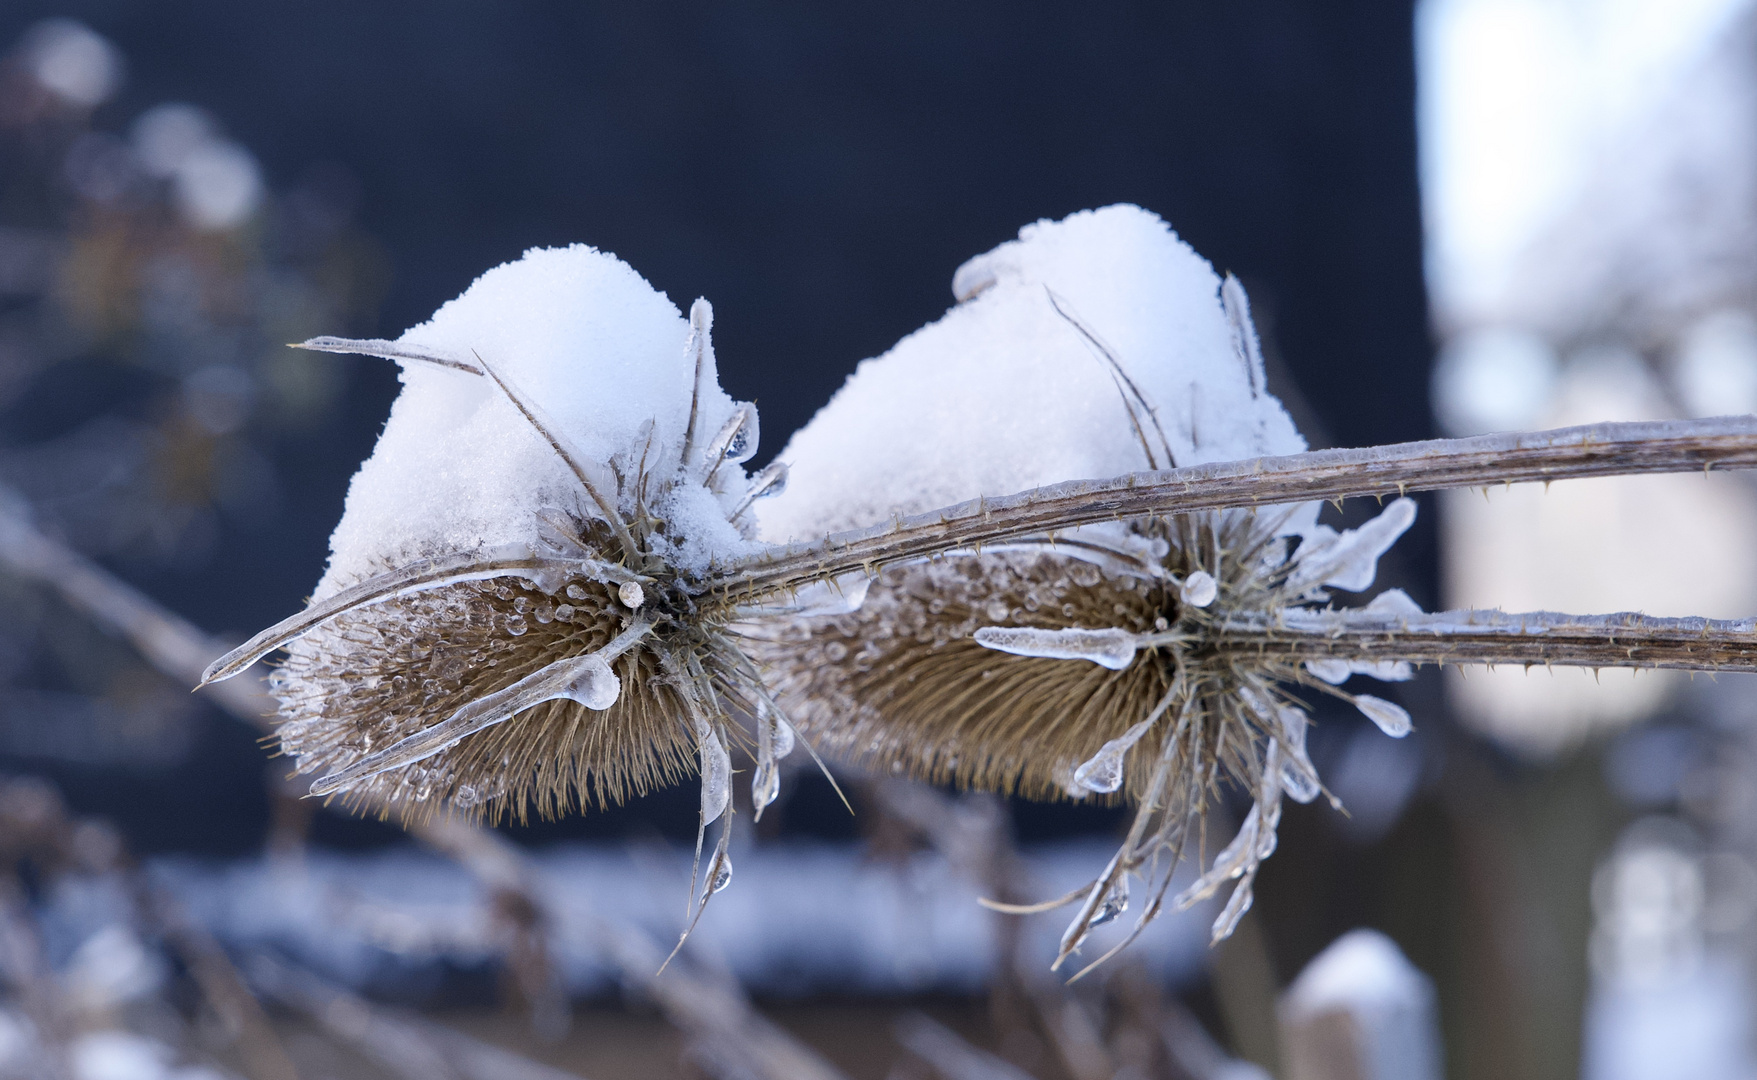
[[1218, 608, 1757, 672], [717, 417, 1757, 600]]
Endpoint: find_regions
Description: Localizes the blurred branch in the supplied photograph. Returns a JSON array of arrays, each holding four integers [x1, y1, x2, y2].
[[0, 484, 269, 721], [246, 954, 587, 1080], [895, 1013, 1035, 1080]]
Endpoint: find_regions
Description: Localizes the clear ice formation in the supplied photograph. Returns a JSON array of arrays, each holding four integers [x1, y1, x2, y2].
[[696, 717, 731, 827], [1354, 694, 1413, 738], [972, 626, 1139, 670], [1286, 498, 1418, 595], [1072, 714, 1161, 793], [1179, 570, 1218, 608]]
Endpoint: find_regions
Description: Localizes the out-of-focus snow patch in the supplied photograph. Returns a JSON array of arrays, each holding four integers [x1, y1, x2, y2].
[[1279, 929, 1443, 1080], [144, 840, 1214, 999]]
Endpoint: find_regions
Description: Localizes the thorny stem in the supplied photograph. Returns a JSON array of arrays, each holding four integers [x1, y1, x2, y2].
[[712, 417, 1757, 600], [1216, 607, 1757, 673]]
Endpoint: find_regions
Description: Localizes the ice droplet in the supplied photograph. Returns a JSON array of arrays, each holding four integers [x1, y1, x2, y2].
[[504, 615, 527, 636], [1364, 587, 1423, 617], [618, 580, 645, 609], [1074, 749, 1125, 794], [1354, 694, 1412, 737], [1305, 658, 1351, 685], [747, 460, 788, 500], [1091, 876, 1130, 926], [973, 626, 1138, 670], [724, 404, 759, 463], [752, 756, 780, 814], [1180, 570, 1218, 608], [558, 654, 620, 710], [1211, 870, 1257, 942], [709, 854, 733, 894], [770, 715, 796, 759], [1072, 714, 1158, 793], [1287, 497, 1417, 593], [700, 730, 731, 826], [1281, 755, 1322, 804]]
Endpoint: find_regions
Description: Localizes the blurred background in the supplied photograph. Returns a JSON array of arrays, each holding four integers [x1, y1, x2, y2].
[[0, 2, 1748, 1078]]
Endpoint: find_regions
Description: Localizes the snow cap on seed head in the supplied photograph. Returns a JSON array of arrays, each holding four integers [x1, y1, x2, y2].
[[760, 204, 1313, 543], [319, 245, 753, 594]]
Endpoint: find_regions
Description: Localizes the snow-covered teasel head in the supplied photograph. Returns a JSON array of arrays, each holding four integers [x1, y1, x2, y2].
[[203, 246, 790, 884], [751, 205, 1422, 968]]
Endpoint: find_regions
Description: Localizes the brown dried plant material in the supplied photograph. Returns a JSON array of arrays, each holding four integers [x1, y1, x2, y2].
[[192, 209, 1757, 971]]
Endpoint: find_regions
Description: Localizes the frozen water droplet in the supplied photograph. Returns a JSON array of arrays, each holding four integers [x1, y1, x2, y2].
[[1071, 714, 1158, 794], [504, 615, 527, 636], [1074, 747, 1126, 793], [1281, 756, 1322, 803], [700, 732, 731, 826], [1354, 694, 1411, 737], [985, 599, 1010, 621], [752, 756, 779, 814], [566, 583, 589, 600], [724, 405, 758, 463], [618, 581, 645, 609], [1305, 658, 1351, 684], [533, 603, 554, 623], [1288, 498, 1417, 593], [1069, 562, 1103, 587], [771, 716, 796, 758], [1179, 570, 1217, 607], [1211, 873, 1256, 942], [554, 604, 574, 620], [709, 854, 733, 894], [748, 460, 787, 500], [1092, 876, 1130, 926], [1364, 587, 1423, 617], [974, 626, 1138, 670], [558, 654, 620, 710]]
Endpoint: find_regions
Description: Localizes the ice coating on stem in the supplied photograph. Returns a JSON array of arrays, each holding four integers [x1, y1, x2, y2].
[[973, 626, 1139, 670], [759, 205, 1314, 545], [318, 245, 757, 593], [698, 723, 731, 827]]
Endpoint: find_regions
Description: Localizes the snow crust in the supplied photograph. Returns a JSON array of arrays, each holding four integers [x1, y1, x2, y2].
[[760, 205, 1311, 542], [318, 246, 750, 593]]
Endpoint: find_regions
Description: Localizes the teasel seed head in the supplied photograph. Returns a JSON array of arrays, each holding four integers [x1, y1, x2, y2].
[[204, 248, 797, 846]]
